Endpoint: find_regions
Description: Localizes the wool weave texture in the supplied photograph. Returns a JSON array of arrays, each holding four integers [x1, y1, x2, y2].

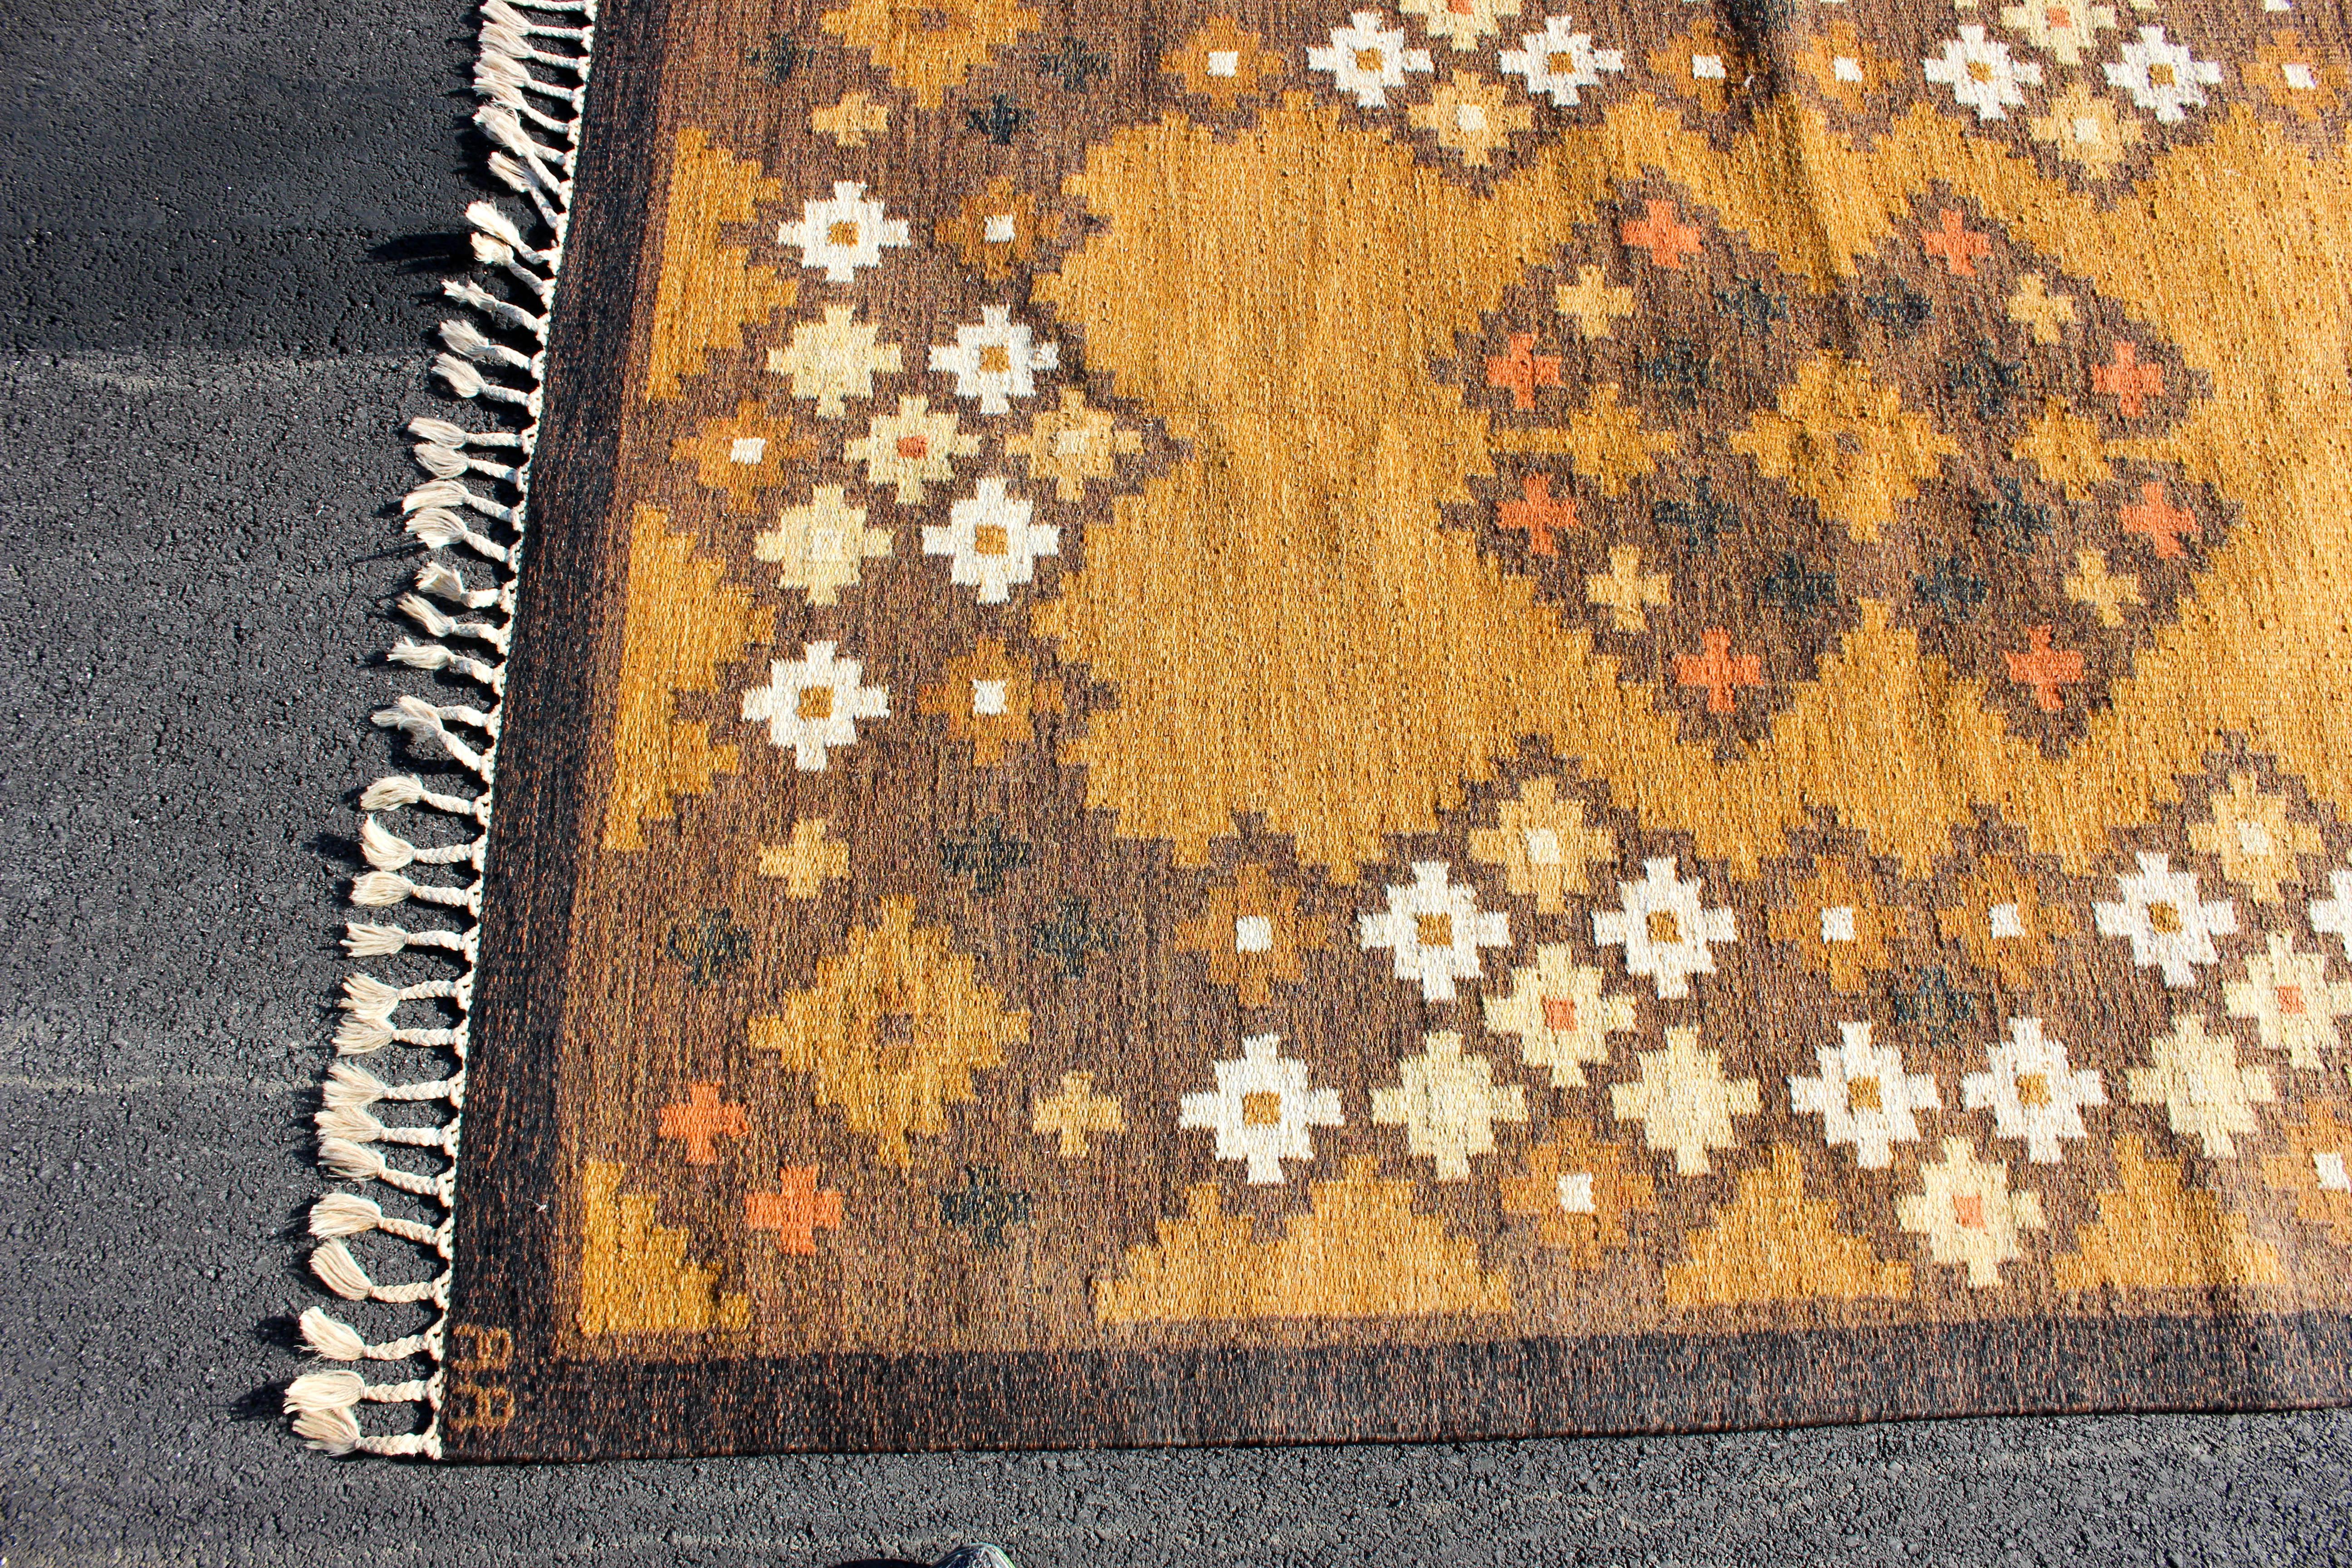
[[389, 0, 2352, 1457]]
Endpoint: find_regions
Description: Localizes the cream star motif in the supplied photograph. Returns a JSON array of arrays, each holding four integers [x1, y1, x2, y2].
[[1592, 857, 1736, 1000], [1586, 545, 1671, 631], [1896, 1137, 2046, 1288], [2064, 549, 2140, 627], [843, 396, 980, 504], [2104, 26, 2221, 122], [1498, 13, 1626, 105], [1482, 942, 1637, 1088], [2095, 852, 2238, 988], [1555, 264, 1637, 339], [2007, 274, 2078, 346], [1609, 1026, 1760, 1176], [2128, 1012, 2277, 1159], [921, 477, 1058, 604], [2312, 868, 2352, 960], [740, 641, 889, 771], [927, 306, 1059, 415], [768, 305, 903, 419], [752, 485, 891, 606], [779, 181, 911, 284], [1308, 10, 1433, 106], [1998, 0, 2116, 65], [1032, 1071, 1125, 1159], [1924, 25, 2043, 121], [1357, 861, 1511, 1002], [1371, 1031, 1530, 1181], [1962, 1015, 2105, 1164], [1401, 0, 1520, 52], [757, 818, 849, 898], [2225, 933, 2352, 1069], [1788, 1022, 1944, 1170], [1178, 1033, 1344, 1184]]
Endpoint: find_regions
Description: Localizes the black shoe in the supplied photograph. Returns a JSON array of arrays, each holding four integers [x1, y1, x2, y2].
[[933, 1548, 1017, 1568]]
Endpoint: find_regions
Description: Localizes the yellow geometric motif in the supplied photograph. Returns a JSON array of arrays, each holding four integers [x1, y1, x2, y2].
[[810, 91, 891, 148], [601, 505, 774, 852], [1033, 1071, 1126, 1158], [2189, 774, 2323, 904], [2011, 398, 2113, 500], [1033, 95, 2352, 879], [820, 0, 1039, 109], [758, 818, 850, 899], [1664, 1146, 1914, 1307], [1492, 382, 1680, 498], [749, 898, 1028, 1165], [1729, 355, 1958, 543], [1499, 1127, 1655, 1265], [1004, 388, 1143, 501], [1094, 1158, 1512, 1324], [576, 1161, 750, 1335], [1467, 776, 1614, 914], [1554, 264, 1637, 340], [2054, 1136, 2286, 1292], [643, 129, 793, 402]]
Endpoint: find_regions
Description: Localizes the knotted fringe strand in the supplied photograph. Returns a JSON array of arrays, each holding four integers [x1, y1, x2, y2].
[[287, 0, 597, 1460]]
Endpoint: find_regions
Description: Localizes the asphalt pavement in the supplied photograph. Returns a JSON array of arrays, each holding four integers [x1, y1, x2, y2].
[[2, 1, 2350, 1562]]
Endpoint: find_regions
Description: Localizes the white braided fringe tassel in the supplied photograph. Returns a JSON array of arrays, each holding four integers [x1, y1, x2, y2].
[[286, 0, 596, 1459]]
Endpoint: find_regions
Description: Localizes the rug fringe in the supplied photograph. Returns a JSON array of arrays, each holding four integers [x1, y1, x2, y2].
[[286, 0, 598, 1460]]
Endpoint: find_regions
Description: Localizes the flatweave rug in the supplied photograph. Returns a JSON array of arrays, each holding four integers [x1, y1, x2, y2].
[[288, 0, 2352, 1458]]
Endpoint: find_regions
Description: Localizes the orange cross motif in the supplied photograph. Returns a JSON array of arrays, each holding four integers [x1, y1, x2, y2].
[[746, 1165, 844, 1254], [1622, 200, 1703, 270], [2004, 625, 2085, 712], [2092, 341, 2164, 418], [2117, 480, 2198, 559], [1920, 208, 1992, 278], [1498, 474, 1577, 554], [1676, 627, 1764, 714], [1486, 333, 1563, 410], [657, 1081, 750, 1165]]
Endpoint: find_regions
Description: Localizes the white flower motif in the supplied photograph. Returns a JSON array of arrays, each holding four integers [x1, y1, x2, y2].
[[1610, 1026, 1760, 1176], [1371, 1031, 1530, 1181], [1309, 10, 1434, 106], [1788, 1021, 1944, 1170], [1896, 1137, 2047, 1288], [1357, 861, 1511, 1003], [1924, 24, 2043, 120], [1178, 1033, 1345, 1184], [779, 181, 911, 284], [2309, 867, 2352, 960], [921, 477, 1058, 604], [2103, 26, 2221, 122], [1591, 857, 1736, 1000], [1481, 942, 1637, 1088], [927, 305, 1059, 415], [1962, 1015, 2106, 1164], [1498, 13, 1626, 106], [2225, 932, 2352, 1070], [740, 641, 889, 770], [2127, 1012, 2276, 1159], [2094, 852, 2238, 987]]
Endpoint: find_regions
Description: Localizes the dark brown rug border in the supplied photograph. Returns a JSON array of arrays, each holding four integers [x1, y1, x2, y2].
[[443, 0, 2352, 1460], [444, 0, 669, 1388], [443, 1310, 2352, 1460]]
